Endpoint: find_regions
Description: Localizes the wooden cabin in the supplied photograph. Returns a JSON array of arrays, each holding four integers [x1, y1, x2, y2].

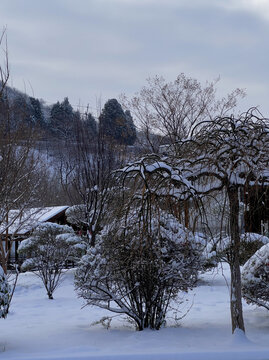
[[1, 206, 69, 265]]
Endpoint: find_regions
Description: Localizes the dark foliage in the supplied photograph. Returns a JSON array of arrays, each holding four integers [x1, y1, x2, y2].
[[99, 99, 136, 145]]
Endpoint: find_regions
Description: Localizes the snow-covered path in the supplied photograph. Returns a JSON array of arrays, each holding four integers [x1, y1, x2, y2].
[[1, 264, 269, 360]]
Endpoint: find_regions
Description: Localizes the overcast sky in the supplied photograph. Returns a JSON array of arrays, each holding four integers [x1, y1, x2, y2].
[[0, 0, 268, 116]]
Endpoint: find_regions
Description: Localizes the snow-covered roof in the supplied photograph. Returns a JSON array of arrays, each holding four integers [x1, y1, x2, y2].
[[0, 206, 69, 236], [35, 206, 69, 223]]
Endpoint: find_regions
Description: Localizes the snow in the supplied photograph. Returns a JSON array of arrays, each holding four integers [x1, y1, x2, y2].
[[241, 243, 269, 307], [37, 206, 69, 223], [0, 206, 69, 236], [208, 233, 269, 254], [1, 264, 269, 360], [243, 243, 269, 277]]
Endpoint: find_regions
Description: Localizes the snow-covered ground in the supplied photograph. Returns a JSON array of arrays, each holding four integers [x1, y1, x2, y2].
[[1, 264, 269, 360]]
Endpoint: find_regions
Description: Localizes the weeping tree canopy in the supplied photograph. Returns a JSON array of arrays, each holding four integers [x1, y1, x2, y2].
[[174, 108, 269, 189], [157, 108, 269, 333]]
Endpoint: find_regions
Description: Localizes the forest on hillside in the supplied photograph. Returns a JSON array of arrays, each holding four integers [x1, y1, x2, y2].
[[0, 84, 137, 145]]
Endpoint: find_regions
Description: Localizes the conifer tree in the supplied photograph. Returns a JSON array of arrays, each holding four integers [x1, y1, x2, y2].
[[85, 113, 97, 137], [125, 110, 136, 145], [99, 99, 136, 145], [50, 97, 75, 139], [29, 97, 44, 126]]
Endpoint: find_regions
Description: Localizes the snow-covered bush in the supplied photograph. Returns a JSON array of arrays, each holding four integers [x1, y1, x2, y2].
[[207, 233, 269, 266], [202, 246, 218, 269], [65, 200, 107, 247], [0, 265, 10, 318], [239, 233, 269, 265], [242, 243, 269, 310], [65, 204, 87, 229], [75, 209, 205, 330], [18, 222, 84, 299]]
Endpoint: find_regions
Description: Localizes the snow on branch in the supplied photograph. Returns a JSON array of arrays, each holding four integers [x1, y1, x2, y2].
[[116, 154, 197, 201]]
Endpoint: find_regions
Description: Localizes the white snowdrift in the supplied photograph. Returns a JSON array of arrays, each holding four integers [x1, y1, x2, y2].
[[1, 264, 269, 360]]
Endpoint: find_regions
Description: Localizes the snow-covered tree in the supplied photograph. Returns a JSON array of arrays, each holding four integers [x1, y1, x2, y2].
[[29, 96, 45, 126], [75, 153, 205, 330], [117, 108, 269, 333], [242, 243, 269, 310], [75, 208, 204, 330], [174, 109, 269, 333], [0, 265, 9, 318], [65, 203, 103, 246], [65, 204, 87, 230], [18, 222, 83, 299]]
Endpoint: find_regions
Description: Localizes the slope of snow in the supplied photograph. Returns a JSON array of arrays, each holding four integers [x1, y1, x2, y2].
[[1, 264, 269, 360]]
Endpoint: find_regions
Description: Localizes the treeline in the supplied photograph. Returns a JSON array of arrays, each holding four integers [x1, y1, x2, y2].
[[0, 85, 136, 146]]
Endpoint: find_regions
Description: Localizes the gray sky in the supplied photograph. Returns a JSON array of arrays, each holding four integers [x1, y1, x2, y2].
[[0, 0, 268, 116]]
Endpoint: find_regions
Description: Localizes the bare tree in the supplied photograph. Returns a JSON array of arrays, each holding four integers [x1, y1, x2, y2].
[[121, 74, 245, 152], [59, 114, 124, 247], [0, 119, 44, 271], [0, 27, 9, 99], [0, 30, 44, 274]]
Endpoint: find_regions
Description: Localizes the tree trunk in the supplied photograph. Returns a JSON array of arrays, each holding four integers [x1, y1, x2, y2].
[[47, 292, 54, 300], [227, 186, 245, 333], [0, 241, 8, 275]]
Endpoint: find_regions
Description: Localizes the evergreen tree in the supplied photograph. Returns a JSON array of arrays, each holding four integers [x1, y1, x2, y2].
[[49, 97, 75, 139], [125, 110, 136, 145], [99, 99, 136, 145], [61, 97, 73, 116], [11, 94, 32, 129], [29, 97, 44, 126], [85, 113, 97, 137], [50, 101, 61, 120]]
